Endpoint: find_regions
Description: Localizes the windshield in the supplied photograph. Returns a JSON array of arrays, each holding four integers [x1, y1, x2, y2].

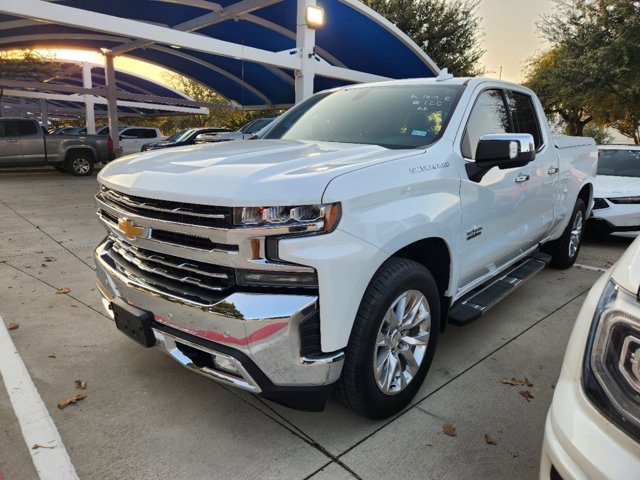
[[166, 129, 191, 143], [244, 118, 273, 134], [597, 148, 640, 178], [263, 85, 464, 149]]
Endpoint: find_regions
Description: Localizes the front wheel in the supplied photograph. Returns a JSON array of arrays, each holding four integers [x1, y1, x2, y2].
[[542, 198, 586, 269], [335, 258, 440, 419]]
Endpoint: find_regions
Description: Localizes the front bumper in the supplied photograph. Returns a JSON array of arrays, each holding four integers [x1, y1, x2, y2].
[[95, 239, 344, 411], [590, 201, 640, 237]]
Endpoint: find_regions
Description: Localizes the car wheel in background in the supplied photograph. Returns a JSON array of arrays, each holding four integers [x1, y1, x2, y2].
[[66, 152, 95, 176]]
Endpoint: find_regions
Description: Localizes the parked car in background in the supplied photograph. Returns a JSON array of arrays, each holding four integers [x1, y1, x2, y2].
[[195, 117, 275, 143], [590, 145, 640, 237], [141, 127, 231, 151], [540, 235, 640, 479], [0, 118, 113, 175], [115, 127, 163, 155]]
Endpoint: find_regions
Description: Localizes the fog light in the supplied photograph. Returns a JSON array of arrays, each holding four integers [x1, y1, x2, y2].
[[213, 356, 240, 375]]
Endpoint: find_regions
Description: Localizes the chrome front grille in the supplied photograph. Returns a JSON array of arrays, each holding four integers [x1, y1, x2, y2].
[[97, 187, 234, 228], [109, 238, 235, 303], [96, 186, 315, 304]]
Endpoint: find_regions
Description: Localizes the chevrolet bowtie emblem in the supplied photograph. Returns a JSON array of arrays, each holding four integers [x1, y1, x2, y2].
[[117, 217, 145, 239]]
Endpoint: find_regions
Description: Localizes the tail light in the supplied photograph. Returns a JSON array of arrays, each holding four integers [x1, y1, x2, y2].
[[108, 137, 114, 151]]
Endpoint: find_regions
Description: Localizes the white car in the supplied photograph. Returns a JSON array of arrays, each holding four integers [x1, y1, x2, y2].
[[590, 145, 640, 237], [118, 127, 164, 155], [540, 236, 640, 479]]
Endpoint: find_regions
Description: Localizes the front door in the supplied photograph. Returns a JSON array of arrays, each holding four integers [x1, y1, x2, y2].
[[455, 88, 551, 291]]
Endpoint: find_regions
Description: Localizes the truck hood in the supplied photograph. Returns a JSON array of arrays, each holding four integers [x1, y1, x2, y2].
[[594, 175, 640, 197], [98, 139, 421, 206]]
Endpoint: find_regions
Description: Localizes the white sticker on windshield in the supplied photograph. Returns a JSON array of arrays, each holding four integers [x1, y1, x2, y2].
[[411, 130, 428, 137]]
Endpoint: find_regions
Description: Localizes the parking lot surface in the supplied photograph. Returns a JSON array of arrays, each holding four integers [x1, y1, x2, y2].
[[0, 168, 632, 480]]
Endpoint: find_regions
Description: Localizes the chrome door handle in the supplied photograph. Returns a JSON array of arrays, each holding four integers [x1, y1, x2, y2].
[[514, 174, 530, 183], [547, 167, 559, 175]]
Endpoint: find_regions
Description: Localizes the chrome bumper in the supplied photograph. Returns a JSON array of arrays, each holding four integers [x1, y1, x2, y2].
[[94, 240, 344, 393]]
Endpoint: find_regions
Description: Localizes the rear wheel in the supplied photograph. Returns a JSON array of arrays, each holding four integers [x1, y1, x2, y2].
[[543, 198, 586, 269], [66, 151, 94, 176], [336, 258, 440, 419]]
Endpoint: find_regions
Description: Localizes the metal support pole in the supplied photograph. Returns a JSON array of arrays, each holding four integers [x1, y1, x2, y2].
[[104, 51, 120, 152], [39, 99, 48, 128], [82, 62, 96, 134], [295, 0, 316, 103]]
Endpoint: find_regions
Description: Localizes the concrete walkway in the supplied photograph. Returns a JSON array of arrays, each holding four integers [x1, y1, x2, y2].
[[0, 167, 631, 479]]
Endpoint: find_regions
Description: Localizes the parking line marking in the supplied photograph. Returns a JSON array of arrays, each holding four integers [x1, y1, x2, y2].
[[0, 315, 79, 480], [574, 263, 609, 273]]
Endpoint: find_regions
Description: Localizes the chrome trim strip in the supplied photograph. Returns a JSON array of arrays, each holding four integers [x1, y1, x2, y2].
[[100, 189, 228, 220], [155, 330, 261, 393]]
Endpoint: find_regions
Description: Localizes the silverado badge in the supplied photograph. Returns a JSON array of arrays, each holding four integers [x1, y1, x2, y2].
[[118, 217, 145, 240], [466, 225, 483, 241]]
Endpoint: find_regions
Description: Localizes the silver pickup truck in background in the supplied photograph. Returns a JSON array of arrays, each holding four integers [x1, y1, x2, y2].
[[0, 118, 114, 176]]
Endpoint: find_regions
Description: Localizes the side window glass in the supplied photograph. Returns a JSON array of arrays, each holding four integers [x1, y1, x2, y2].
[[461, 90, 510, 160], [18, 121, 38, 136], [0, 121, 20, 137], [507, 91, 543, 149], [143, 129, 157, 139]]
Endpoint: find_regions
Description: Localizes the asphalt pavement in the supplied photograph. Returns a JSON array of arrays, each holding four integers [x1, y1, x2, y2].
[[0, 167, 632, 480]]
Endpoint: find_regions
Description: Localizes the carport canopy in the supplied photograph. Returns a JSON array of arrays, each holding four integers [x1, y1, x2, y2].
[[0, 0, 440, 148]]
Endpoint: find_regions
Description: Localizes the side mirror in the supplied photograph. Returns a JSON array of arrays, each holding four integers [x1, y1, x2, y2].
[[475, 133, 535, 169]]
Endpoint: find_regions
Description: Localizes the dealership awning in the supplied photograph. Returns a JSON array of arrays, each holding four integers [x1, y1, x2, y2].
[[0, 0, 439, 147]]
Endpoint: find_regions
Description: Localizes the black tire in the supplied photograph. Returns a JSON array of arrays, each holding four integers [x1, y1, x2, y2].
[[542, 198, 586, 269], [65, 151, 94, 176], [335, 258, 440, 419]]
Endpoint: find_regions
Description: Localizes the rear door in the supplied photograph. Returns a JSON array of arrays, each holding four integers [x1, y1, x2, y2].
[[0, 120, 22, 164], [17, 120, 46, 164]]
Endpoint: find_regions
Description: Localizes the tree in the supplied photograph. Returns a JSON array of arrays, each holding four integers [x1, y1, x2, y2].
[[525, 47, 595, 136], [156, 73, 283, 135], [527, 0, 640, 142], [363, 0, 484, 76], [0, 50, 61, 116]]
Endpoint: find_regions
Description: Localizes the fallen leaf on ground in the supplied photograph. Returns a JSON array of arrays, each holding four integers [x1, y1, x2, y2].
[[41, 263, 47, 268], [512, 452, 520, 458], [7, 323, 19, 330], [56, 287, 71, 294], [442, 423, 457, 437], [75, 380, 86, 390], [44, 256, 57, 262], [32, 443, 54, 450], [501, 377, 525, 386], [484, 433, 497, 445], [519, 390, 534, 402], [48, 354, 56, 359], [57, 393, 86, 409], [524, 377, 533, 387]]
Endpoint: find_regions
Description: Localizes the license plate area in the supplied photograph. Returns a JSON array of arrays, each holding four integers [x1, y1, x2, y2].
[[111, 297, 156, 348]]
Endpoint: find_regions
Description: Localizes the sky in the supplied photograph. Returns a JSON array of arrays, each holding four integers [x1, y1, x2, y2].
[[46, 0, 558, 86], [476, 0, 556, 82]]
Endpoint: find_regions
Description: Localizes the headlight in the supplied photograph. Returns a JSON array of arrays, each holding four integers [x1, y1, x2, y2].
[[233, 203, 341, 233], [583, 279, 640, 442]]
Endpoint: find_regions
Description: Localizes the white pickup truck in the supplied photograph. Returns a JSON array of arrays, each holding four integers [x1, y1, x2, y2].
[[94, 76, 597, 418]]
